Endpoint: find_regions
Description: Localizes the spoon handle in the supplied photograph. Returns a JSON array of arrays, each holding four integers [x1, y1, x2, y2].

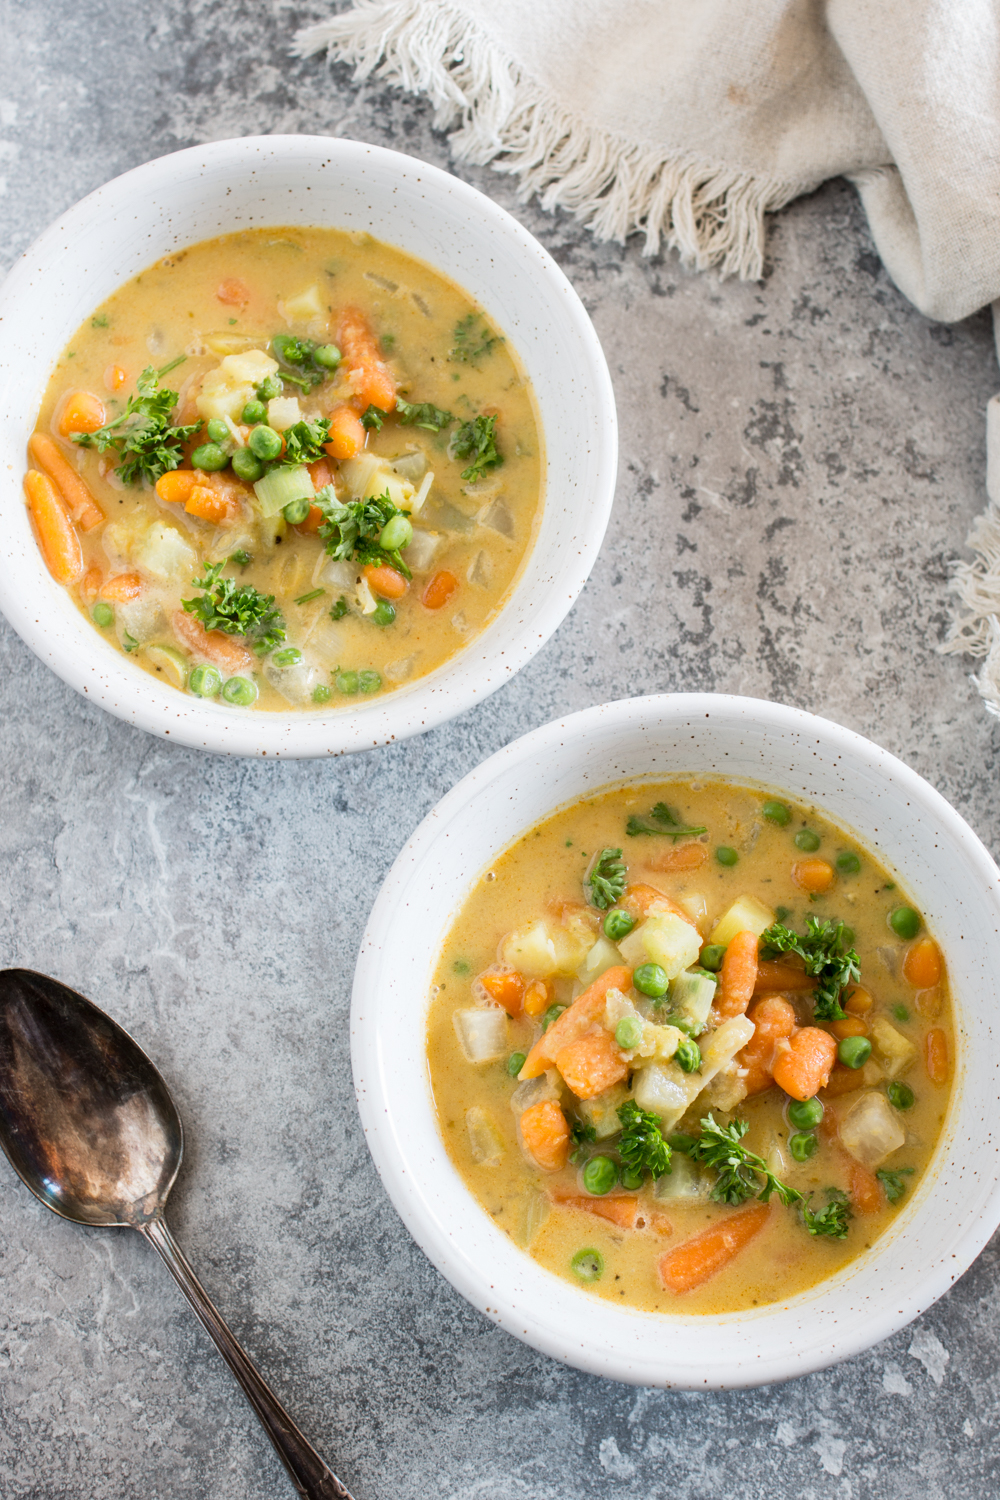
[[141, 1216, 355, 1500]]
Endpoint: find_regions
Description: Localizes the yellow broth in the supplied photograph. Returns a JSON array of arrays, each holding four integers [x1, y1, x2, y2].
[[427, 780, 953, 1314], [27, 228, 542, 710]]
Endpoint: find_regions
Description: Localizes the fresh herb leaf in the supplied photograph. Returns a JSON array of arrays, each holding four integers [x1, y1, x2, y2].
[[689, 1114, 804, 1208], [330, 595, 349, 620], [279, 417, 331, 468], [802, 1188, 853, 1238], [229, 549, 253, 569], [569, 1119, 597, 1165], [295, 589, 325, 606], [876, 1167, 914, 1205], [314, 486, 413, 580], [449, 313, 501, 365], [586, 847, 627, 910], [72, 362, 200, 486], [360, 404, 386, 431], [451, 413, 503, 482], [396, 397, 453, 432], [270, 334, 329, 390], [626, 801, 708, 840], [182, 561, 286, 655], [91, 314, 109, 329], [759, 917, 861, 1021], [617, 1101, 672, 1182], [121, 631, 138, 653]]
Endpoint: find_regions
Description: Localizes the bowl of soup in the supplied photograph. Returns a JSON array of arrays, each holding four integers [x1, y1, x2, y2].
[[352, 693, 1000, 1388], [0, 136, 616, 755]]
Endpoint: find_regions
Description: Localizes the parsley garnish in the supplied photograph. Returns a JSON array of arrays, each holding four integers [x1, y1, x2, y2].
[[802, 1188, 853, 1238], [315, 486, 413, 580], [122, 631, 138, 653], [569, 1119, 597, 1165], [626, 802, 708, 840], [91, 314, 109, 329], [182, 562, 286, 655], [229, 549, 253, 569], [72, 361, 200, 486], [689, 1114, 804, 1207], [270, 334, 330, 391], [396, 397, 453, 432], [449, 313, 500, 365], [360, 405, 386, 431], [586, 848, 627, 910], [759, 917, 861, 1021], [330, 596, 349, 620], [617, 1102, 672, 1182], [877, 1167, 914, 1204], [451, 414, 503, 482], [280, 417, 331, 467]]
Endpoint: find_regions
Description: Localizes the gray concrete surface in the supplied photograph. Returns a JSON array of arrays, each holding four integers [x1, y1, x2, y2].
[[2, 3, 1000, 1497]]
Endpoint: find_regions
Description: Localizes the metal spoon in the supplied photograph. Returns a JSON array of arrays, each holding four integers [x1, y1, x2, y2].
[[0, 967, 355, 1500]]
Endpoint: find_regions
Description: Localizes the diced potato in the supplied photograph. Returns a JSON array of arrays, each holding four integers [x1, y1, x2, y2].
[[221, 350, 279, 385], [634, 1022, 685, 1064], [196, 349, 278, 423], [267, 396, 302, 431], [278, 284, 325, 324], [633, 1062, 691, 1123], [618, 912, 701, 980], [670, 969, 717, 1030], [871, 1017, 917, 1078], [653, 1152, 709, 1201], [710, 894, 776, 948], [370, 470, 415, 509], [577, 934, 621, 988], [578, 1082, 631, 1138], [134, 522, 197, 584], [500, 920, 558, 978], [677, 892, 708, 928], [466, 1106, 504, 1166], [602, 987, 636, 1030], [339, 453, 387, 499], [704, 1061, 748, 1112], [839, 1090, 906, 1168], [453, 1006, 508, 1064]]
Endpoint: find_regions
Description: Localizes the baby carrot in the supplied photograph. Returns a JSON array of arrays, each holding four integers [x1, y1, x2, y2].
[[619, 883, 691, 924], [104, 363, 128, 393], [658, 1203, 770, 1293], [554, 1027, 629, 1099], [523, 979, 551, 1017], [520, 966, 632, 1079], [715, 929, 759, 1018], [23, 470, 83, 584], [27, 432, 104, 532], [645, 842, 708, 872], [903, 937, 942, 989], [476, 967, 525, 1016], [422, 570, 459, 611], [850, 1160, 883, 1215], [828, 1015, 867, 1041], [738, 995, 797, 1095], [171, 610, 255, 675], [791, 858, 836, 894], [308, 458, 333, 491], [554, 1194, 640, 1230], [772, 1026, 838, 1101], [519, 1100, 570, 1172], [844, 986, 874, 1015], [216, 277, 250, 307], [80, 565, 102, 604], [925, 1027, 949, 1084], [99, 572, 143, 604], [58, 389, 106, 437], [155, 469, 199, 504], [753, 960, 814, 993], [185, 485, 239, 525], [821, 1062, 868, 1097], [324, 403, 366, 461], [363, 563, 408, 600], [338, 307, 397, 413]]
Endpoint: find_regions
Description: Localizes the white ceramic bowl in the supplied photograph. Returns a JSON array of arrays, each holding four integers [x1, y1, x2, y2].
[[353, 693, 1000, 1388], [0, 136, 616, 757]]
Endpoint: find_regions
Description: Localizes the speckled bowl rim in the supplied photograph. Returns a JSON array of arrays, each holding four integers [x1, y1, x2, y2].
[[0, 135, 617, 756], [352, 693, 1000, 1389]]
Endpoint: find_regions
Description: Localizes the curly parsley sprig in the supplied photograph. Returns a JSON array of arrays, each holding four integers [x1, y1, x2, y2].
[[759, 917, 861, 1021], [451, 413, 503, 483], [314, 485, 413, 580], [617, 1102, 672, 1183], [586, 848, 627, 910], [72, 359, 200, 486], [688, 1114, 804, 1208], [626, 801, 708, 840], [803, 1188, 853, 1239], [181, 562, 286, 655]]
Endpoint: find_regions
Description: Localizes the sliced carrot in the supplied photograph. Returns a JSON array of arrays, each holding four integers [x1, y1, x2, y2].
[[619, 883, 690, 924], [554, 1194, 641, 1230], [772, 1026, 838, 1101], [903, 938, 942, 989], [185, 484, 239, 525], [363, 563, 408, 600], [791, 858, 836, 894], [27, 432, 104, 531], [645, 842, 708, 872], [738, 995, 797, 1095], [58, 389, 106, 437], [99, 572, 143, 604], [520, 966, 632, 1079], [80, 565, 102, 604], [104, 363, 128, 393], [422, 570, 459, 611], [156, 469, 199, 504], [523, 979, 551, 1018], [216, 277, 250, 307], [820, 1062, 868, 1098], [171, 609, 255, 675], [295, 505, 325, 534], [338, 306, 397, 413], [520, 1100, 570, 1172], [828, 1015, 868, 1041], [716, 929, 759, 1019], [849, 1160, 883, 1215], [658, 1203, 770, 1293], [845, 986, 874, 1015], [308, 458, 333, 492], [476, 967, 525, 1017], [555, 1027, 629, 1099], [324, 403, 366, 461], [753, 960, 814, 993], [23, 470, 83, 584], [925, 1027, 949, 1085]]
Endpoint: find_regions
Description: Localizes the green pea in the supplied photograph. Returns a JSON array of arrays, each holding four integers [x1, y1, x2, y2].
[[615, 1016, 643, 1050], [762, 800, 791, 826], [241, 399, 268, 426], [604, 910, 634, 942], [336, 670, 359, 695], [582, 1156, 618, 1196], [889, 906, 921, 940], [620, 1167, 644, 1191], [191, 442, 229, 472], [787, 1096, 824, 1130], [271, 647, 303, 669], [312, 684, 332, 704], [887, 1081, 915, 1110], [892, 1003, 910, 1023], [789, 1131, 818, 1162], [205, 418, 230, 444], [674, 1038, 702, 1074], [794, 829, 821, 852], [570, 1248, 604, 1283], [838, 1035, 872, 1069], [633, 963, 669, 998], [836, 851, 861, 875], [248, 424, 283, 461], [256, 374, 282, 401], [231, 447, 264, 481], [716, 846, 738, 867], [359, 670, 382, 694], [91, 602, 114, 628], [283, 497, 312, 524], [541, 1004, 566, 1032], [373, 601, 396, 627], [379, 515, 413, 552], [314, 343, 342, 368], [699, 944, 726, 972], [507, 1052, 526, 1078], [221, 676, 258, 707], [189, 664, 221, 698]]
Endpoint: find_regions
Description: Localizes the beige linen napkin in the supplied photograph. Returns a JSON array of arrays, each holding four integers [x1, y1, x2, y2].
[[296, 0, 1000, 711]]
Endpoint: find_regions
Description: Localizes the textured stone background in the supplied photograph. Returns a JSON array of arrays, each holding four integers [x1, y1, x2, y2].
[[2, 3, 1000, 1497]]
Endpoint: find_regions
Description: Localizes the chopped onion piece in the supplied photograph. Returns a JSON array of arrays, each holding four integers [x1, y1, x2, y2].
[[453, 1006, 507, 1064]]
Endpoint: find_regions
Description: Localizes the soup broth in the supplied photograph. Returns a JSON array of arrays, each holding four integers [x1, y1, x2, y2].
[[427, 780, 953, 1314]]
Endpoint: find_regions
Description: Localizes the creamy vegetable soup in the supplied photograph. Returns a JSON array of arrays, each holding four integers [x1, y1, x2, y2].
[[427, 781, 953, 1314], [23, 229, 542, 710]]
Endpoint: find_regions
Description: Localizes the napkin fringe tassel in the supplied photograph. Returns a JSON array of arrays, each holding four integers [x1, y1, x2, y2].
[[294, 0, 810, 279]]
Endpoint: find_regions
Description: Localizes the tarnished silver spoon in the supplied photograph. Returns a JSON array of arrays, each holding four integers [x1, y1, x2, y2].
[[0, 968, 355, 1500]]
